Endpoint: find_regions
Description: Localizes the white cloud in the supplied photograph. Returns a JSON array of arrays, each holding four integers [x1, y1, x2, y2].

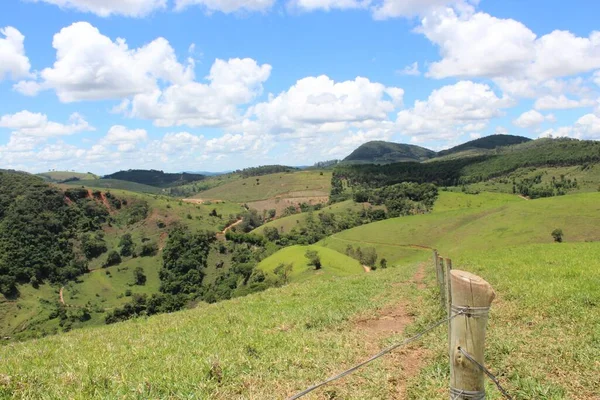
[[0, 27, 31, 81], [30, 0, 167, 17], [327, 128, 394, 158], [289, 0, 365, 12], [175, 0, 275, 13], [102, 125, 148, 152], [21, 22, 194, 102], [128, 58, 271, 127], [395, 81, 513, 141], [594, 71, 600, 87], [512, 110, 555, 129], [0, 110, 93, 137], [397, 61, 421, 76], [421, 8, 600, 97], [246, 75, 402, 136], [372, 0, 477, 20], [539, 114, 600, 140], [534, 95, 596, 110]]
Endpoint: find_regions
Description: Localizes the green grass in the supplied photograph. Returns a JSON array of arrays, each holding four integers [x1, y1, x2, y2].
[[63, 179, 163, 194], [432, 191, 521, 213], [37, 171, 99, 182], [257, 244, 364, 282], [191, 170, 331, 203]]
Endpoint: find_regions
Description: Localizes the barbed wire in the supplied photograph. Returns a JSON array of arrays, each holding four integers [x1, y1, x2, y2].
[[287, 307, 468, 400], [458, 347, 514, 400]]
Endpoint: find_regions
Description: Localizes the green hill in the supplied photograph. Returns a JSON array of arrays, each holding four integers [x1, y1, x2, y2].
[[191, 170, 331, 203], [257, 244, 364, 282], [64, 178, 164, 194], [437, 134, 531, 158], [343, 141, 436, 163], [37, 171, 99, 182], [1, 191, 599, 398], [103, 169, 205, 187]]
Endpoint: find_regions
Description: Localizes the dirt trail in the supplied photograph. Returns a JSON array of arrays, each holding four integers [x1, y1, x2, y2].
[[362, 265, 371, 273], [518, 195, 530, 201], [59, 287, 65, 305], [216, 218, 244, 241], [354, 262, 428, 398]]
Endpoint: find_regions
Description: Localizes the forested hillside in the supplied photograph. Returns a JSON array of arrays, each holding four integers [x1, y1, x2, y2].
[[343, 141, 435, 163], [103, 169, 205, 187], [437, 134, 531, 157]]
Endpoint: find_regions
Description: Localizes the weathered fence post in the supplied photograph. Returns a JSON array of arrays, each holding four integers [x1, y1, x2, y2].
[[449, 270, 495, 400], [433, 249, 440, 284], [438, 256, 446, 308], [444, 258, 453, 317]]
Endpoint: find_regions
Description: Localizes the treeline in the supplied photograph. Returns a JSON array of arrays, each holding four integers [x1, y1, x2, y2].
[[235, 165, 297, 178], [103, 169, 205, 187], [332, 138, 600, 196]]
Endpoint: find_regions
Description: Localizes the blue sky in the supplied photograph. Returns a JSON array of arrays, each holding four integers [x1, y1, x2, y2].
[[1, 0, 599, 174]]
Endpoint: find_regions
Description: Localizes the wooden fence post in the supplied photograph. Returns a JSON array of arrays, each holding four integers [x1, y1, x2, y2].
[[449, 270, 495, 400], [444, 258, 453, 317], [433, 249, 440, 284], [438, 256, 446, 309]]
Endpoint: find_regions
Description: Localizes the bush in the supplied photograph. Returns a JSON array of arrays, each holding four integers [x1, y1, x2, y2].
[[305, 250, 322, 270], [133, 267, 147, 286], [140, 242, 158, 257], [552, 229, 564, 243], [103, 251, 122, 267], [119, 234, 135, 257]]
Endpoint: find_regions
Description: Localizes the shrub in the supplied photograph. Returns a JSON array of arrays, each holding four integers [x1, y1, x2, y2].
[[140, 242, 158, 257], [133, 267, 147, 286], [103, 251, 122, 267], [552, 229, 564, 243], [305, 250, 322, 270]]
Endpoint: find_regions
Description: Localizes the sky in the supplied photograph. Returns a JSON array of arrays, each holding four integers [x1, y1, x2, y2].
[[1, 0, 600, 174]]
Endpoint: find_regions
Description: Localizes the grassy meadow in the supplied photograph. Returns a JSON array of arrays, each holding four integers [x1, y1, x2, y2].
[[64, 179, 164, 194], [191, 170, 332, 203], [37, 171, 99, 182], [257, 244, 364, 282], [1, 191, 599, 398]]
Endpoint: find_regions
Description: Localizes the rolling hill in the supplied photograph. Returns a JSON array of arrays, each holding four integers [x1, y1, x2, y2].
[[343, 140, 436, 163], [103, 169, 206, 187], [37, 171, 99, 182], [436, 134, 531, 158]]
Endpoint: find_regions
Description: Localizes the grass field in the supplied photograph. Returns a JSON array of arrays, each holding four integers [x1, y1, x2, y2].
[[257, 244, 364, 282], [1, 191, 599, 398], [191, 170, 332, 203], [37, 171, 99, 182]]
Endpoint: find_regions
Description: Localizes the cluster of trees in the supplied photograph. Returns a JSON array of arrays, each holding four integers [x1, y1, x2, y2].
[[353, 183, 438, 217], [236, 165, 297, 178], [0, 172, 109, 296], [345, 245, 386, 270], [105, 293, 187, 324], [513, 174, 579, 199]]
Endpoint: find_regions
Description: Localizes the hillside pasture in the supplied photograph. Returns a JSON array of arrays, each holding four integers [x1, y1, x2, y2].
[[37, 171, 99, 182], [190, 170, 332, 203], [257, 244, 364, 282], [64, 179, 163, 194]]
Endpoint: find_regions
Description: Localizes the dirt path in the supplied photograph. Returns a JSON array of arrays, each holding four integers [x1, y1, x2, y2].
[[354, 262, 428, 398], [216, 218, 244, 241], [330, 235, 433, 251], [362, 265, 371, 272], [518, 194, 530, 201], [59, 287, 65, 305]]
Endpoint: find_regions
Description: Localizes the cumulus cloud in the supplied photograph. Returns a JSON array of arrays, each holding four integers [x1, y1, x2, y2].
[[18, 22, 194, 102], [421, 8, 600, 98], [30, 0, 167, 17], [0, 27, 31, 81], [534, 95, 596, 110], [245, 75, 402, 137], [395, 81, 513, 141], [128, 58, 272, 127], [102, 125, 148, 152], [0, 110, 93, 137], [372, 0, 477, 20], [512, 110, 555, 129], [175, 0, 275, 13]]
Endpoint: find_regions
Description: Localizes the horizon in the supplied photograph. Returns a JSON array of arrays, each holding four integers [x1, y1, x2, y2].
[[2, 0, 600, 174]]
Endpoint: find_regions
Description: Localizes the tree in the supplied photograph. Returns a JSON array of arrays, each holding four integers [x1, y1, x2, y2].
[[552, 228, 564, 243], [263, 226, 280, 241], [267, 209, 276, 219], [103, 251, 122, 267], [81, 232, 107, 260], [360, 247, 378, 268], [380, 258, 388, 269], [274, 262, 293, 284], [305, 250, 322, 270], [119, 234, 135, 257], [140, 242, 158, 257], [133, 267, 147, 285], [159, 228, 215, 295]]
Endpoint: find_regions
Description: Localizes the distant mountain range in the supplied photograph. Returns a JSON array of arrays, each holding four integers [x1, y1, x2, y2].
[[343, 134, 532, 164]]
